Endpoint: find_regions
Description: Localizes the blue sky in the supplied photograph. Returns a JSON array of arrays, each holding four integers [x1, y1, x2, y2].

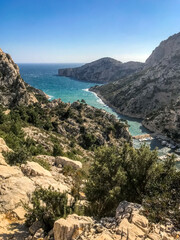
[[0, 0, 180, 63]]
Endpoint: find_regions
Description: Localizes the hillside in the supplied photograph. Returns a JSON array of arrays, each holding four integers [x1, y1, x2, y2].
[[91, 32, 180, 143], [0, 49, 179, 240], [58, 57, 144, 83]]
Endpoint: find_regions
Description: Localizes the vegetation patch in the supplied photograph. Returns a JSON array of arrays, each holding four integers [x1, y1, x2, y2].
[[86, 144, 180, 226]]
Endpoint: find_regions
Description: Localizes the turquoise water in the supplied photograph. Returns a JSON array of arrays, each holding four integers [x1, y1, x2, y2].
[[19, 63, 149, 137], [18, 63, 179, 162]]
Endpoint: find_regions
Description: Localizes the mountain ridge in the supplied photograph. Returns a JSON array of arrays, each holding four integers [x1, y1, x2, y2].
[[91, 32, 180, 143], [58, 57, 144, 83]]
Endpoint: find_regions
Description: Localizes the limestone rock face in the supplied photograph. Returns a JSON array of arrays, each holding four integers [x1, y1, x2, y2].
[[92, 32, 180, 142], [53, 214, 93, 240], [58, 57, 144, 83], [0, 48, 47, 107]]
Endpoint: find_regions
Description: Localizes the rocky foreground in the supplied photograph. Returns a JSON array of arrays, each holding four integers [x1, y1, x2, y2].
[[52, 201, 179, 240], [0, 139, 179, 240], [91, 32, 180, 143], [58, 57, 144, 83], [0, 136, 79, 239]]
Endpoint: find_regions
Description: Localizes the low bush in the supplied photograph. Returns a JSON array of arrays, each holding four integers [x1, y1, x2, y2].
[[53, 143, 64, 156], [25, 187, 77, 232], [86, 144, 180, 225], [4, 148, 30, 165], [80, 133, 97, 149]]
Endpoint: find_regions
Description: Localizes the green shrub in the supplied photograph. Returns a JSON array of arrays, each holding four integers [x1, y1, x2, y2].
[[0, 108, 5, 124], [62, 166, 86, 201], [81, 133, 97, 149], [143, 155, 180, 225], [25, 187, 76, 232], [53, 143, 64, 156], [86, 144, 180, 222], [4, 148, 30, 165]]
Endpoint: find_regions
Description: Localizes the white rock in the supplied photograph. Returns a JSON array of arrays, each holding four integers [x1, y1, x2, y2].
[[53, 214, 93, 240], [21, 161, 52, 177], [55, 156, 82, 170]]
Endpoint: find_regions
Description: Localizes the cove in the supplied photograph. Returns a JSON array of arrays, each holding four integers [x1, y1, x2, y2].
[[19, 63, 164, 152]]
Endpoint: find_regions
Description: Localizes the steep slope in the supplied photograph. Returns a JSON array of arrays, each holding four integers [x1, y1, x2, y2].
[[91, 33, 180, 142], [0, 48, 131, 152], [58, 57, 144, 83], [0, 48, 47, 107], [145, 32, 180, 67]]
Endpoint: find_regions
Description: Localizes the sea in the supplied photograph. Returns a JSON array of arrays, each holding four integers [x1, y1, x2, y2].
[[18, 63, 170, 155]]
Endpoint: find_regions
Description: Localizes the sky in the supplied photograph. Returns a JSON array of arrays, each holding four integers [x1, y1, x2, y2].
[[0, 0, 180, 63]]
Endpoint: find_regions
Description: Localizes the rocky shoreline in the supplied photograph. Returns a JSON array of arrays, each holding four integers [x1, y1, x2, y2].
[[90, 33, 180, 146], [89, 88, 180, 156]]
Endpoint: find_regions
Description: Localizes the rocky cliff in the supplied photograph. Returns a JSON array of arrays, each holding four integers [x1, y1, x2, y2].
[[91, 32, 180, 142], [58, 57, 144, 83], [0, 48, 47, 107]]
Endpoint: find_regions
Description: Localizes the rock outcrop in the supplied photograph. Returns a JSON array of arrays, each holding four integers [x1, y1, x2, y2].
[[21, 161, 52, 177], [0, 145, 72, 215], [52, 201, 179, 240], [0, 48, 47, 107], [58, 57, 144, 83], [53, 214, 93, 240], [91, 32, 180, 142]]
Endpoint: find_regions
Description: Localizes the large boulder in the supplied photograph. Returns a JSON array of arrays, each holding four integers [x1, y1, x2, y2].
[[21, 161, 52, 177], [55, 156, 82, 170], [53, 214, 93, 240], [21, 161, 70, 193], [117, 218, 145, 239]]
